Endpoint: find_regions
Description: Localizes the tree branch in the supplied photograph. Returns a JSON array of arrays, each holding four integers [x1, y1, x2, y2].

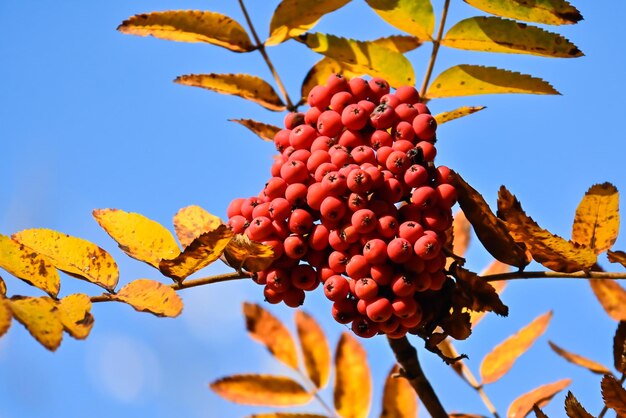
[[481, 270, 626, 282]]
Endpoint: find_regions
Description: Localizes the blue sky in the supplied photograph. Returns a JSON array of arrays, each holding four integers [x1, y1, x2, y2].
[[1, 1, 626, 417]]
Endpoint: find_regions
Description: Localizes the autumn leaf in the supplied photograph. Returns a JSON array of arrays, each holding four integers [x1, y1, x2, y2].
[[12, 229, 119, 291], [608, 250, 626, 267], [230, 119, 281, 142], [380, 364, 418, 418], [295, 310, 331, 388], [370, 35, 423, 53], [210, 375, 313, 406], [247, 414, 330, 418], [571, 183, 620, 254], [223, 234, 276, 272], [175, 74, 286, 111], [564, 392, 594, 418], [451, 210, 471, 258], [266, 0, 351, 46], [614, 322, 626, 373], [117, 10, 254, 52], [480, 311, 552, 384], [507, 379, 571, 418], [173, 205, 223, 248], [334, 332, 372, 418], [441, 307, 473, 341], [435, 106, 486, 125], [470, 263, 508, 327], [0, 276, 5, 297], [427, 65, 559, 98], [437, 338, 465, 377], [9, 296, 63, 351], [366, 0, 435, 40], [462, 0, 583, 26], [0, 298, 11, 338], [532, 405, 549, 418], [112, 279, 183, 317], [601, 374, 626, 415], [243, 302, 299, 370], [453, 265, 508, 316], [548, 341, 611, 375], [589, 279, 626, 321], [57, 293, 94, 340]]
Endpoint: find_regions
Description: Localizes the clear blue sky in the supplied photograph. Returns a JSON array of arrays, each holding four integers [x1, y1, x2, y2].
[[1, 1, 625, 417]]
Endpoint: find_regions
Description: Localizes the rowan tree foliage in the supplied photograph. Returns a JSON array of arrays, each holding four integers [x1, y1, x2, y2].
[[2, 1, 626, 417]]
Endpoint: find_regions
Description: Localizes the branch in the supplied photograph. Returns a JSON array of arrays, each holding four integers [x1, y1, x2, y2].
[[481, 270, 626, 282], [419, 0, 451, 99]]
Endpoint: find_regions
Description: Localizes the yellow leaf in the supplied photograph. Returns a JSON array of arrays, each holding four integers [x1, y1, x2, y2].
[[442, 17, 582, 58], [507, 379, 571, 418], [243, 302, 299, 370], [427, 65, 559, 98], [462, 0, 583, 26], [370, 35, 423, 53], [480, 311, 552, 384], [210, 374, 313, 406], [435, 106, 486, 125], [0, 275, 5, 296], [572, 183, 620, 254], [0, 234, 60, 297], [601, 374, 626, 415], [564, 391, 594, 418], [549, 341, 611, 374], [173, 205, 223, 248], [12, 229, 119, 292], [295, 310, 331, 388], [609, 250, 626, 267], [298, 33, 415, 88], [248, 415, 330, 418], [334, 332, 372, 418], [380, 364, 418, 418], [0, 298, 12, 338], [117, 10, 254, 52], [589, 279, 626, 321], [266, 0, 351, 46], [498, 186, 597, 273], [93, 208, 180, 269], [366, 0, 434, 40], [230, 119, 281, 142], [113, 279, 183, 317], [175, 73, 286, 111], [9, 296, 63, 351], [58, 294, 94, 340], [223, 234, 276, 273]]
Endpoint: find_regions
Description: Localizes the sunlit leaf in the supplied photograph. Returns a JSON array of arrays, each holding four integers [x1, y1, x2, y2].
[[13, 229, 119, 291], [572, 183, 620, 254], [370, 35, 423, 53], [442, 17, 582, 58], [0, 234, 60, 297], [589, 279, 626, 321], [548, 341, 611, 375], [435, 106, 486, 125], [614, 322, 626, 373], [295, 310, 331, 388], [427, 65, 559, 98], [608, 250, 626, 267], [58, 294, 94, 340], [471, 263, 508, 326], [366, 0, 434, 40], [243, 302, 299, 370], [0, 298, 11, 338], [498, 186, 597, 273], [230, 119, 281, 142], [247, 414, 330, 418], [532, 405, 549, 418], [266, 0, 351, 46], [452, 210, 471, 258], [507, 379, 571, 418], [210, 374, 313, 406], [113, 279, 183, 317], [223, 234, 276, 272], [175, 74, 286, 112], [601, 374, 626, 415], [9, 296, 63, 351], [93, 208, 180, 269], [117, 10, 254, 52], [173, 205, 223, 248], [480, 311, 552, 384], [564, 392, 593, 418], [462, 0, 582, 26], [335, 332, 372, 418], [454, 265, 508, 315], [380, 364, 418, 418], [0, 276, 5, 297]]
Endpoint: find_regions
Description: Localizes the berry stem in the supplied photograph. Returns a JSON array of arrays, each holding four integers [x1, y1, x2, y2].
[[480, 270, 626, 282], [419, 0, 451, 100]]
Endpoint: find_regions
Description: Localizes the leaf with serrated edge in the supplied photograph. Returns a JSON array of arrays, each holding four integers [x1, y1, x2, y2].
[[335, 332, 372, 418], [230, 119, 280, 142], [93, 208, 180, 269], [247, 414, 330, 418], [295, 310, 331, 388], [463, 0, 582, 26], [58, 294, 94, 340], [454, 266, 508, 315], [173, 205, 223, 248], [243, 303, 298, 370], [532, 405, 549, 418], [370, 35, 423, 53], [9, 296, 63, 351], [118, 11, 254, 52], [614, 322, 626, 373], [223, 234, 275, 273], [572, 183, 620, 254], [427, 65, 559, 98], [548, 341, 610, 374], [498, 186, 597, 273], [113, 279, 182, 317], [508, 379, 571, 418], [589, 279, 626, 321], [210, 375, 312, 406], [175, 74, 285, 111], [0, 234, 60, 297], [380, 364, 418, 418], [470, 262, 508, 327], [266, 0, 351, 46], [442, 17, 582, 58], [435, 106, 486, 125], [366, 0, 434, 40], [0, 276, 6, 297], [564, 392, 593, 418], [601, 374, 626, 415], [608, 250, 626, 267], [0, 298, 11, 338], [480, 311, 552, 385], [12, 229, 119, 291]]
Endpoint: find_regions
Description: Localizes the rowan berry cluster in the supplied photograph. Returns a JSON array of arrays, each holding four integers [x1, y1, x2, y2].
[[227, 74, 456, 339]]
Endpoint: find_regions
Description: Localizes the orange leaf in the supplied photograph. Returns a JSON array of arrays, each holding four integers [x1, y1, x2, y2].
[[173, 205, 223, 248], [548, 341, 611, 375], [436, 338, 465, 377], [0, 275, 5, 297], [334, 332, 372, 418], [564, 392, 593, 418], [0, 297, 11, 338], [247, 414, 330, 418], [452, 210, 471, 258], [601, 374, 626, 415], [295, 310, 331, 388], [113, 279, 183, 317], [9, 296, 63, 351], [532, 405, 549, 418], [434, 106, 486, 125], [210, 374, 313, 406], [480, 311, 552, 384], [614, 322, 626, 373], [58, 293, 94, 340], [380, 364, 418, 418], [470, 263, 508, 327], [223, 234, 276, 273], [454, 265, 508, 316], [572, 183, 620, 254], [243, 302, 298, 370], [507, 378, 571, 418], [230, 119, 281, 142], [608, 250, 626, 267], [589, 279, 626, 321]]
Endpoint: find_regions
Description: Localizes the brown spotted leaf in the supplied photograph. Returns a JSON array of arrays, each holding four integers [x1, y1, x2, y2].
[[0, 234, 60, 297], [223, 234, 276, 273], [589, 279, 626, 321], [471, 263, 508, 327], [113, 279, 183, 317], [366, 0, 435, 40], [380, 364, 418, 418], [572, 183, 619, 254], [454, 265, 508, 316], [608, 250, 626, 267], [210, 375, 313, 406], [173, 205, 223, 248], [335, 332, 372, 418], [532, 405, 549, 418], [9, 296, 63, 351], [548, 341, 611, 375], [58, 294, 94, 340], [230, 119, 281, 142], [564, 392, 593, 418], [498, 186, 597, 272], [480, 311, 552, 384], [12, 229, 119, 291], [601, 374, 626, 415], [295, 310, 331, 388], [0, 298, 11, 338], [508, 379, 571, 418], [462, 0, 583, 26], [614, 322, 626, 373], [451, 171, 530, 268], [435, 106, 486, 125]]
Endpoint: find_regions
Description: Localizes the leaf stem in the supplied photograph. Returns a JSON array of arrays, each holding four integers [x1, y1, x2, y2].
[[419, 0, 451, 99], [481, 270, 626, 282], [296, 370, 340, 418]]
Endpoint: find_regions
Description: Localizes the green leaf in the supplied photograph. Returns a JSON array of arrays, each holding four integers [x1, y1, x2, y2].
[[366, 0, 435, 40], [463, 0, 582, 26], [434, 106, 486, 125], [442, 17, 582, 58], [230, 119, 281, 142], [427, 65, 559, 98]]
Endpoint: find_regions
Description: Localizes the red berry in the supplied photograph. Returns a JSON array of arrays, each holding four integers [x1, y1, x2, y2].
[[332, 299, 358, 323], [414, 234, 441, 260], [317, 110, 343, 137], [284, 112, 305, 129], [308, 84, 332, 108], [283, 235, 308, 259], [363, 238, 388, 265], [330, 91, 355, 113], [345, 254, 370, 279], [291, 264, 318, 290], [289, 124, 317, 150], [283, 287, 306, 307], [354, 277, 379, 300], [395, 85, 420, 103], [411, 186, 439, 209], [366, 297, 393, 322], [348, 77, 372, 101], [288, 208, 314, 234], [351, 209, 378, 234], [412, 114, 437, 141], [387, 237, 414, 263], [368, 77, 390, 99], [324, 275, 351, 301], [341, 103, 368, 130], [280, 160, 309, 184], [351, 317, 378, 338]]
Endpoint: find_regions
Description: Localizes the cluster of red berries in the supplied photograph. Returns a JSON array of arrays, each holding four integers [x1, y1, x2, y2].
[[227, 74, 456, 339]]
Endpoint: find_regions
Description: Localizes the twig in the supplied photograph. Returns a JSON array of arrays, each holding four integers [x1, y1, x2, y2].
[[296, 370, 340, 418], [481, 270, 626, 282], [419, 0, 451, 99]]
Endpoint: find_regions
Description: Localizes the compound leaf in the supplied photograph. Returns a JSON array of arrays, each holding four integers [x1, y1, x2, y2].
[[295, 310, 331, 388], [462, 0, 582, 26], [366, 0, 435, 40], [507, 379, 571, 418], [173, 205, 223, 248], [58, 293, 94, 340], [572, 183, 620, 254], [548, 341, 611, 375], [380, 364, 418, 418], [435, 106, 486, 125], [9, 296, 63, 351], [601, 374, 626, 415], [211, 375, 313, 406], [334, 332, 372, 418], [113, 279, 183, 317], [589, 279, 626, 321], [230, 119, 281, 142]]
